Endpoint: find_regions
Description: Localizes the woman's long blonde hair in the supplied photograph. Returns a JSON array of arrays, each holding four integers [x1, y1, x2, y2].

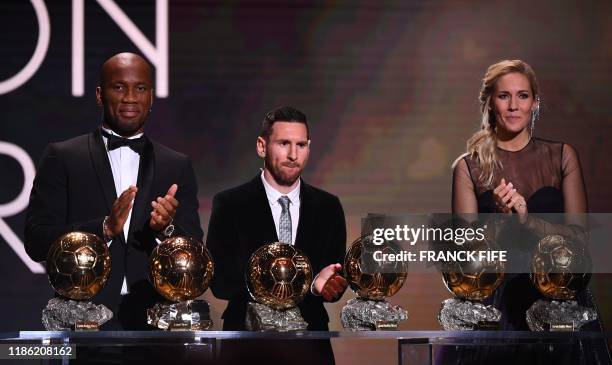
[[461, 59, 539, 188]]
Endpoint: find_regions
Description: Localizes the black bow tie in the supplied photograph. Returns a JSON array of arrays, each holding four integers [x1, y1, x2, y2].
[[102, 130, 146, 154]]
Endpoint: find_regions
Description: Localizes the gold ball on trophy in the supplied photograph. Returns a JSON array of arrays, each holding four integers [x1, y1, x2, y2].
[[441, 239, 505, 301], [149, 236, 214, 302], [246, 242, 313, 310], [344, 235, 407, 301], [531, 235, 591, 300], [46, 231, 111, 300]]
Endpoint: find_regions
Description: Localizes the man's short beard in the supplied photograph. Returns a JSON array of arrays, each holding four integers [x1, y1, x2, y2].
[[273, 171, 299, 186], [264, 158, 301, 186], [103, 115, 145, 137]]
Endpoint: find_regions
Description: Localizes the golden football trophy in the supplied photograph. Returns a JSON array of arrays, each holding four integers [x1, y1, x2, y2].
[[245, 242, 313, 331], [526, 234, 596, 331], [42, 231, 112, 330], [438, 237, 505, 331], [147, 236, 214, 330], [341, 235, 408, 330]]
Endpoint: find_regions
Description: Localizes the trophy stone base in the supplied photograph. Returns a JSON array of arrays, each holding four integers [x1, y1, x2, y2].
[[42, 297, 113, 331], [245, 302, 308, 331], [526, 299, 598, 332], [341, 297, 408, 331], [147, 300, 213, 331], [438, 298, 501, 331]]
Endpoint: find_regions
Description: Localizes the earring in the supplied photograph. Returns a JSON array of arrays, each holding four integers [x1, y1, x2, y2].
[[530, 99, 540, 135]]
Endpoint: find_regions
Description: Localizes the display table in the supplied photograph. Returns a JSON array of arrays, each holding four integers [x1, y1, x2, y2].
[[397, 331, 612, 365], [1, 331, 610, 364]]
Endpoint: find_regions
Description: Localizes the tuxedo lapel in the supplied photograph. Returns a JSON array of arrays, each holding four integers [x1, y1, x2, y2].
[[295, 180, 316, 252], [88, 128, 128, 293], [88, 129, 117, 212], [248, 175, 278, 245], [128, 137, 155, 236]]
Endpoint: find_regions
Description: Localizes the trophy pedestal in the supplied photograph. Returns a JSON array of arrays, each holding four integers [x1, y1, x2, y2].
[[341, 297, 408, 331], [147, 300, 213, 330], [42, 297, 112, 331], [245, 302, 308, 331], [526, 299, 598, 332], [438, 298, 501, 331]]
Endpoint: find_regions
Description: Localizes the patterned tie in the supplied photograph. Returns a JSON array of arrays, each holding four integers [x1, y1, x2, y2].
[[278, 196, 292, 244]]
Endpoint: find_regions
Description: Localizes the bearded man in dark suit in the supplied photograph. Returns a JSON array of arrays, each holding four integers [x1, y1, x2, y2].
[[24, 52, 203, 330], [207, 106, 348, 364]]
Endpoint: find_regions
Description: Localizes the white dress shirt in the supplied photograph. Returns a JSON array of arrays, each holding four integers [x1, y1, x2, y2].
[[101, 126, 142, 295], [261, 171, 300, 245], [260, 171, 321, 295]]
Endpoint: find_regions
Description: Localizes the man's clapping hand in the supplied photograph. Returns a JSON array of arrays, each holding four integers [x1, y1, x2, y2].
[[149, 184, 179, 231], [314, 263, 349, 302]]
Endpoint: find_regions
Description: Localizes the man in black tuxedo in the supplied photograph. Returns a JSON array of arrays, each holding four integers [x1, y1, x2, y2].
[[24, 53, 203, 330], [207, 106, 348, 364]]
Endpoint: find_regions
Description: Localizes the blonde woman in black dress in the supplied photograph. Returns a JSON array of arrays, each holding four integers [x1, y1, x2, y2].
[[450, 60, 609, 364]]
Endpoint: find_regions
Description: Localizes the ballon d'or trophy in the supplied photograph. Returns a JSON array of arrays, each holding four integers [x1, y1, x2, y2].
[[341, 235, 408, 330], [42, 231, 112, 331], [147, 236, 214, 330], [526, 234, 596, 331], [245, 242, 313, 331], [438, 238, 505, 331]]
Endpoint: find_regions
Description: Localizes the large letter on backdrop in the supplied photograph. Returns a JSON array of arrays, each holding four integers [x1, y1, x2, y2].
[[0, 142, 44, 274], [72, 0, 169, 97], [0, 0, 50, 95]]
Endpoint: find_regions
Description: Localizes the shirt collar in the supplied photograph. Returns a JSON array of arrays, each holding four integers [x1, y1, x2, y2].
[[260, 169, 300, 206], [101, 125, 144, 141]]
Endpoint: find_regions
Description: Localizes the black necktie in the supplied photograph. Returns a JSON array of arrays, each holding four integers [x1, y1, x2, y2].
[[102, 130, 146, 154]]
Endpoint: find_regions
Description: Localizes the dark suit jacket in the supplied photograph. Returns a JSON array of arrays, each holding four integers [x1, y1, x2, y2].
[[24, 128, 203, 329], [207, 174, 346, 330]]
